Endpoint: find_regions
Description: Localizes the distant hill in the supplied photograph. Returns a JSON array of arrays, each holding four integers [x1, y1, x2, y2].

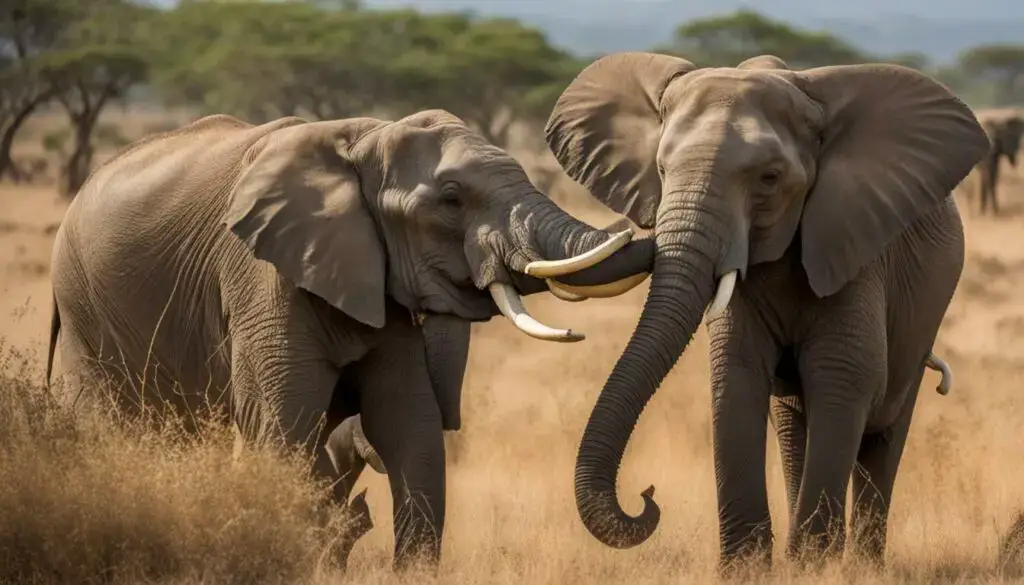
[[363, 0, 1024, 64]]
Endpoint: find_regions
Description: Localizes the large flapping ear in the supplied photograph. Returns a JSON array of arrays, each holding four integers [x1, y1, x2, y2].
[[544, 52, 697, 229], [224, 118, 391, 328], [794, 64, 990, 297]]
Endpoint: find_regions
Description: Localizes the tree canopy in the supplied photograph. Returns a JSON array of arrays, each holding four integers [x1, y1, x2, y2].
[[659, 10, 868, 69], [2, 3, 1022, 196]]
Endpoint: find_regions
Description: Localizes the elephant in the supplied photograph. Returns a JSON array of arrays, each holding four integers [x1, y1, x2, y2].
[[44, 110, 655, 570], [542, 52, 990, 568], [972, 107, 1024, 216], [321, 414, 384, 569]]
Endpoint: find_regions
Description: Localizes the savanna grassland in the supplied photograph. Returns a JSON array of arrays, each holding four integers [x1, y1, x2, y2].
[[1, 108, 1024, 585]]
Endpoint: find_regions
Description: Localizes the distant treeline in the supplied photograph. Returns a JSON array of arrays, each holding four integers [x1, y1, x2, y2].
[[2, 1, 1022, 195]]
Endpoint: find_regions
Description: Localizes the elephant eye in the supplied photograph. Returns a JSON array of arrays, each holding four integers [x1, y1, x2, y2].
[[439, 182, 461, 207], [760, 169, 781, 187]]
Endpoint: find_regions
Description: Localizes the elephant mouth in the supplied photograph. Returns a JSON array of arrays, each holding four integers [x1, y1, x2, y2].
[[484, 229, 647, 343]]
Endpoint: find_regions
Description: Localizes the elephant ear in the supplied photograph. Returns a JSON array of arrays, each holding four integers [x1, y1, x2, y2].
[[224, 118, 390, 328], [544, 52, 697, 229], [794, 64, 990, 297]]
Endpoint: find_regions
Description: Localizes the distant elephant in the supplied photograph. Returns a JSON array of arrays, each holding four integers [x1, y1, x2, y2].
[[973, 107, 1024, 215], [45, 110, 654, 570], [543, 53, 989, 567]]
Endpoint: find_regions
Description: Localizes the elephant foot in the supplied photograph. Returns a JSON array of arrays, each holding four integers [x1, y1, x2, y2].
[[786, 528, 846, 572], [719, 525, 773, 577], [392, 503, 443, 574], [330, 489, 374, 572]]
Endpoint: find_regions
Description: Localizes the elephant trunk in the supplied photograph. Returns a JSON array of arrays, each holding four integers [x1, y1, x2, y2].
[[518, 195, 654, 290], [486, 191, 655, 342], [574, 187, 724, 549]]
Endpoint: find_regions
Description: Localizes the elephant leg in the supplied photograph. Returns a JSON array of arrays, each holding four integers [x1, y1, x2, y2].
[[707, 301, 780, 570], [980, 158, 1000, 216], [227, 341, 372, 563], [352, 320, 446, 572], [849, 368, 922, 564], [790, 305, 886, 564], [988, 161, 1001, 215], [978, 164, 991, 215], [769, 388, 807, 521]]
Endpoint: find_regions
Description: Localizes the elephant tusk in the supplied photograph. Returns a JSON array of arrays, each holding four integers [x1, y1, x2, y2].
[[546, 272, 650, 300], [705, 270, 737, 320], [924, 351, 953, 395], [546, 280, 589, 302], [488, 283, 585, 342], [524, 229, 633, 278]]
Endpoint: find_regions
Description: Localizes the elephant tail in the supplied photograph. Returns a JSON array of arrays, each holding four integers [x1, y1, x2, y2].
[[45, 292, 60, 390], [925, 351, 953, 396]]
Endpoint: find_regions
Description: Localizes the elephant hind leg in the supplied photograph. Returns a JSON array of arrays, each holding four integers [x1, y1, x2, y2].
[[849, 369, 922, 564]]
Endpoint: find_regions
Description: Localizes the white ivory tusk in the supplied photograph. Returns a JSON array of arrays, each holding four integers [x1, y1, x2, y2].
[[924, 352, 953, 396], [546, 272, 650, 300], [705, 270, 737, 320], [546, 280, 589, 302], [524, 230, 633, 278], [488, 283, 585, 342]]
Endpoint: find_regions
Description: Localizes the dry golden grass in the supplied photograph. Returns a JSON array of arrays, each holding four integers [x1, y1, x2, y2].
[[1, 111, 1023, 584]]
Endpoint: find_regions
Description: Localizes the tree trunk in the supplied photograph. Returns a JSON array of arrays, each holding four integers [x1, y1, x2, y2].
[[60, 92, 108, 198], [0, 94, 51, 182]]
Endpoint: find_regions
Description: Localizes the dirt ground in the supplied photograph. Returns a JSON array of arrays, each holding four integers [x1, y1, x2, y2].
[[1, 111, 1023, 584]]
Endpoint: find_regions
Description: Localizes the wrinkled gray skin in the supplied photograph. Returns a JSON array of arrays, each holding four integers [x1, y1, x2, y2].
[[544, 53, 989, 567], [974, 108, 1024, 216], [45, 110, 654, 570]]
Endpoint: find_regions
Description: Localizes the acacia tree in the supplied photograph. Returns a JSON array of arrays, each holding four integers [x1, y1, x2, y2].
[[0, 0, 77, 182], [959, 44, 1024, 106], [659, 9, 867, 68], [148, 2, 406, 122], [44, 0, 150, 196], [395, 15, 579, 148]]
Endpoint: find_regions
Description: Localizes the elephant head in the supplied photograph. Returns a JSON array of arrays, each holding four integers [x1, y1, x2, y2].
[[223, 109, 654, 347], [979, 108, 1024, 167], [544, 53, 990, 548]]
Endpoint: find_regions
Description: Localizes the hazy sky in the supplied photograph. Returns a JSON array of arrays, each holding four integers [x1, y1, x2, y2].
[[146, 0, 1022, 61], [151, 0, 1020, 20]]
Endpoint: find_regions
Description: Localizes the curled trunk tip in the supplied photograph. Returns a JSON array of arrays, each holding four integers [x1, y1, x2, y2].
[[575, 483, 661, 549]]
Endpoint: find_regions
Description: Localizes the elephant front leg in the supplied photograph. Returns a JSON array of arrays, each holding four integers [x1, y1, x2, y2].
[[769, 386, 807, 521], [352, 319, 447, 572], [790, 307, 886, 564], [707, 306, 780, 571], [229, 346, 372, 567]]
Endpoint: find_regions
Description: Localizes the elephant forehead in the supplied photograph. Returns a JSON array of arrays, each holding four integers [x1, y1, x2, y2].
[[658, 106, 794, 168]]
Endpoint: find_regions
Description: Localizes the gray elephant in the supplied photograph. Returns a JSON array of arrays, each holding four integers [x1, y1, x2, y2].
[[542, 53, 989, 567], [44, 110, 654, 570], [973, 107, 1024, 215]]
